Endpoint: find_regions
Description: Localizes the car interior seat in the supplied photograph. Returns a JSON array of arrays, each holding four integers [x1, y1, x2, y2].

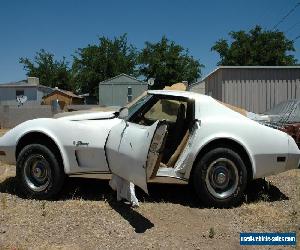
[[174, 104, 186, 135], [165, 129, 190, 167], [163, 103, 187, 161]]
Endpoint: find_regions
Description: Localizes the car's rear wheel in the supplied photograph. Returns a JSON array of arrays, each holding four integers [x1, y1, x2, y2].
[[16, 144, 65, 199], [192, 147, 247, 208]]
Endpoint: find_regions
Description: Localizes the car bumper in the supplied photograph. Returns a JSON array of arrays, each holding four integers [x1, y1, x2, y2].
[[253, 137, 300, 179], [286, 136, 300, 171], [286, 153, 300, 170]]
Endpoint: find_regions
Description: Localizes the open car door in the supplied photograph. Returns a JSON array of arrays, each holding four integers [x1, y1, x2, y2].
[[105, 120, 168, 193]]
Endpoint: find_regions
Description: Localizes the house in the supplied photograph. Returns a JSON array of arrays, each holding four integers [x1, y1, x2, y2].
[[42, 88, 84, 106], [0, 77, 53, 105], [189, 66, 300, 113], [99, 73, 148, 107]]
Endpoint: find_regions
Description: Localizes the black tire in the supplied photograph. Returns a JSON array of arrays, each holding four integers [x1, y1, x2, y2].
[[192, 147, 247, 208], [16, 144, 65, 199]]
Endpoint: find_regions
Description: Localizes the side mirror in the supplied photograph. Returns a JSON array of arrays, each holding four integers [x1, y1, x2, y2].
[[119, 107, 129, 119]]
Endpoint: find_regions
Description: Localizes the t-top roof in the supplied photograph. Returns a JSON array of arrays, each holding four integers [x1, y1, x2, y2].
[[148, 89, 202, 99]]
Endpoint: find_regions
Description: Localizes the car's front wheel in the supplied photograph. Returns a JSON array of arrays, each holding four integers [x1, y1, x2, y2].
[[192, 147, 247, 208], [16, 144, 65, 199]]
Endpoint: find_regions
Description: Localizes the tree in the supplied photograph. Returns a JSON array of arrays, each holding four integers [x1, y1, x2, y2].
[[19, 49, 72, 90], [72, 34, 137, 95], [212, 25, 297, 66], [138, 36, 203, 89]]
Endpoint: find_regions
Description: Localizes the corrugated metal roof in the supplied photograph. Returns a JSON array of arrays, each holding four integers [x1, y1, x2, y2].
[[188, 80, 205, 89], [218, 66, 300, 69], [201, 66, 300, 81]]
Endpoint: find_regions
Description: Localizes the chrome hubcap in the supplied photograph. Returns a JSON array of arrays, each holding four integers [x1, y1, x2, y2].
[[24, 154, 51, 192], [216, 172, 226, 185], [34, 167, 42, 177], [205, 158, 239, 199]]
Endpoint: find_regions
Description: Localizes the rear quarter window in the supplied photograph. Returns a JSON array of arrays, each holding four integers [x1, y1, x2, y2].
[[144, 99, 187, 123]]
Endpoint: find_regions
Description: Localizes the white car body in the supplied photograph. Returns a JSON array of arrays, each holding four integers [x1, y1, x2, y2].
[[0, 90, 299, 195]]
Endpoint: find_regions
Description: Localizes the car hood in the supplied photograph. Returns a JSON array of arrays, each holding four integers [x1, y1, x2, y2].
[[55, 111, 117, 121]]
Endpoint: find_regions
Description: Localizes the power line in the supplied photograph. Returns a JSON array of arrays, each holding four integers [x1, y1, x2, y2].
[[294, 35, 300, 41], [272, 2, 300, 30], [285, 20, 300, 33]]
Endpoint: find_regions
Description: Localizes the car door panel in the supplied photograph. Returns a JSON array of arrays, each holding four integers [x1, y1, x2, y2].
[[47, 119, 122, 174], [106, 120, 159, 193], [106, 121, 167, 193]]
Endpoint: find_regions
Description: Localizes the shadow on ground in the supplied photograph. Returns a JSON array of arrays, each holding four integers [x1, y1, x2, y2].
[[60, 178, 203, 207], [0, 176, 289, 206], [245, 178, 289, 203], [0, 176, 289, 233], [107, 199, 154, 233]]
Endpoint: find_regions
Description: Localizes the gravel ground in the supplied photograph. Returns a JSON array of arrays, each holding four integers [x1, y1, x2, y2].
[[0, 129, 299, 249]]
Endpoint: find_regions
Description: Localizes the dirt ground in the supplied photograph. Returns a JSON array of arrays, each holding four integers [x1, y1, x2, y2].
[[0, 129, 299, 249]]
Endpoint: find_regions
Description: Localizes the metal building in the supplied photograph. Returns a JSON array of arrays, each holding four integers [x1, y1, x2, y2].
[[188, 81, 205, 94], [189, 66, 300, 113], [99, 73, 148, 107]]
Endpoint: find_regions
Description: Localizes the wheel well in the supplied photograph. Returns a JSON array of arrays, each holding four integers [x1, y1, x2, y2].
[[16, 132, 63, 167], [191, 138, 253, 183]]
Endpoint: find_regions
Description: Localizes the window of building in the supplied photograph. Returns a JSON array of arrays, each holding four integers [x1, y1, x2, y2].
[[127, 87, 133, 103], [16, 90, 24, 97]]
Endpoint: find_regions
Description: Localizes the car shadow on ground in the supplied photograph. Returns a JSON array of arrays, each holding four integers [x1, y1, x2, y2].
[[245, 178, 289, 203], [60, 178, 204, 207], [0, 176, 289, 233], [0, 176, 289, 206]]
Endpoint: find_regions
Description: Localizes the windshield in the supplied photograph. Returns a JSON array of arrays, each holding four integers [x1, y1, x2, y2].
[[127, 94, 152, 118]]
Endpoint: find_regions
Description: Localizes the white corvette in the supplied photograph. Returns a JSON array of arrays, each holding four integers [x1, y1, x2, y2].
[[0, 90, 299, 207]]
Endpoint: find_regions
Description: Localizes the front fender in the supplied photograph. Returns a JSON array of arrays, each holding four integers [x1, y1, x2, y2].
[[1, 119, 70, 172], [7, 117, 121, 174]]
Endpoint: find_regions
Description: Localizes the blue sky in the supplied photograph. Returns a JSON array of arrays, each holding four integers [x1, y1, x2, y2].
[[0, 0, 299, 83]]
